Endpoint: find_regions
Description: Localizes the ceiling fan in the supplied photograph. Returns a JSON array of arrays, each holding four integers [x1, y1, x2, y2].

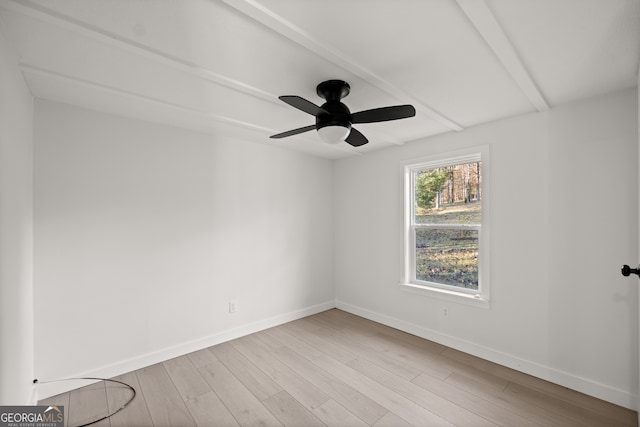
[[270, 80, 416, 147]]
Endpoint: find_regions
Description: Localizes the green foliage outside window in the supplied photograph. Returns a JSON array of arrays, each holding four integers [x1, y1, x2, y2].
[[415, 168, 449, 210]]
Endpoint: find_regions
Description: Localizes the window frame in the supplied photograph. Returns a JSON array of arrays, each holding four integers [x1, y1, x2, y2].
[[400, 147, 490, 308]]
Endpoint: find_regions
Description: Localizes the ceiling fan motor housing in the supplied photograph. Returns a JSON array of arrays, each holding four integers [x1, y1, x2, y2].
[[315, 80, 352, 131], [316, 101, 352, 131]]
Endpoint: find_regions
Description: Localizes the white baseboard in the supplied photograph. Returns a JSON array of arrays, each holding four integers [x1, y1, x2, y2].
[[335, 299, 638, 411], [36, 300, 335, 400]]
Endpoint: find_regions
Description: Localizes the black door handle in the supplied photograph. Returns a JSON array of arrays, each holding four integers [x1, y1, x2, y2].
[[621, 265, 640, 277]]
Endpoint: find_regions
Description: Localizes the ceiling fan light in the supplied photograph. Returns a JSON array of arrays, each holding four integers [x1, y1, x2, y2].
[[317, 125, 350, 144]]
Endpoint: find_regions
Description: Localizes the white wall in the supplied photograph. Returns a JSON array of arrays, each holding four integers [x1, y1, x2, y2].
[[33, 101, 334, 397], [0, 28, 34, 403], [334, 89, 639, 408]]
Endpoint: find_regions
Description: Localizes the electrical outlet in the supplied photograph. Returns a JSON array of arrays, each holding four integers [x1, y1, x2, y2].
[[441, 307, 449, 318], [229, 300, 238, 314]]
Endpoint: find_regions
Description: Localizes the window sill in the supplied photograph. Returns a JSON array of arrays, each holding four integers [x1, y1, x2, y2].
[[397, 282, 490, 309]]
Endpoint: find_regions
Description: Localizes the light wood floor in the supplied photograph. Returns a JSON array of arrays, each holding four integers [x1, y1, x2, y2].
[[40, 309, 637, 427]]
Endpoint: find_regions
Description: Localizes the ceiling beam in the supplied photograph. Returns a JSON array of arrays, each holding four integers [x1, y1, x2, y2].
[[20, 63, 276, 133], [218, 0, 464, 132], [456, 0, 549, 111], [1, 0, 280, 105]]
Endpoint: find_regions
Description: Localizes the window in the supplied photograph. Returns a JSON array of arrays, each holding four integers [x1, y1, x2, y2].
[[402, 148, 489, 305]]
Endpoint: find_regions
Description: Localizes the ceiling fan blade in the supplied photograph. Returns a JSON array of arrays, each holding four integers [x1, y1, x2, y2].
[[279, 96, 329, 116], [351, 104, 416, 124], [345, 127, 368, 147], [270, 124, 316, 139]]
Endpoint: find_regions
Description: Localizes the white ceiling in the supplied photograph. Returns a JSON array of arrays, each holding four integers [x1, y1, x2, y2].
[[1, 0, 638, 159]]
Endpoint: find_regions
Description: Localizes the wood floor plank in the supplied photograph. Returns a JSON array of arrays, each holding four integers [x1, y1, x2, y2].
[[106, 372, 153, 427], [314, 310, 417, 347], [348, 357, 498, 427], [312, 326, 422, 381], [282, 321, 357, 364], [185, 391, 240, 427], [265, 325, 328, 361], [443, 360, 509, 392], [530, 383, 635, 426], [311, 399, 369, 427], [262, 391, 325, 427], [441, 347, 533, 390], [372, 411, 414, 427], [279, 339, 454, 426], [135, 363, 197, 426], [231, 334, 330, 411], [271, 341, 388, 425], [505, 382, 633, 427], [411, 372, 541, 427], [252, 329, 286, 350], [342, 324, 507, 390], [442, 345, 635, 425], [163, 355, 212, 401], [370, 326, 447, 355], [338, 328, 453, 381], [315, 309, 384, 336], [501, 369, 637, 426], [321, 310, 440, 349], [198, 358, 282, 427], [210, 341, 283, 401], [277, 320, 464, 426], [445, 371, 581, 427], [287, 316, 324, 333], [67, 381, 110, 427], [356, 328, 445, 360], [186, 347, 219, 368]]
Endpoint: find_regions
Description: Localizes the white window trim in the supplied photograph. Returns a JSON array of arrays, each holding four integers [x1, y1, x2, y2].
[[399, 146, 490, 309]]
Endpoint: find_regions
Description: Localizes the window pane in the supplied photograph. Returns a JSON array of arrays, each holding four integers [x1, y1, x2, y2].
[[415, 228, 478, 289], [414, 162, 481, 225]]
